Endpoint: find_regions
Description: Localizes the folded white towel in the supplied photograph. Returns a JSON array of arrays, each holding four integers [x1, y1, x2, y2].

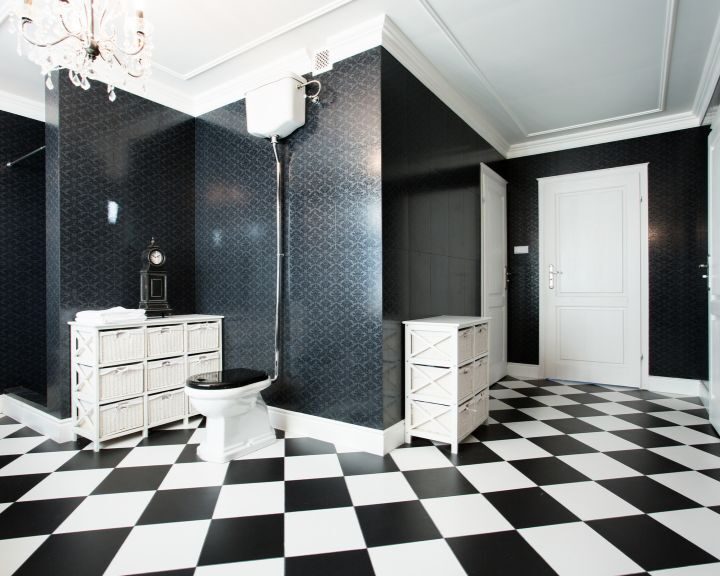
[[76, 307, 147, 324]]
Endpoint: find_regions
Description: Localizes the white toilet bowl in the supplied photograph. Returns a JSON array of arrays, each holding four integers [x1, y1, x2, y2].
[[185, 368, 276, 463]]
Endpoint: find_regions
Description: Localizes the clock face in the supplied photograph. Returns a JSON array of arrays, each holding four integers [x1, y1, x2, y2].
[[149, 249, 164, 265]]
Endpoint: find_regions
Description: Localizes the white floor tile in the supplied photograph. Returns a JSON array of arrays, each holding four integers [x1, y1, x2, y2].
[[650, 446, 720, 470], [520, 522, 642, 576], [535, 395, 579, 407], [19, 469, 111, 501], [0, 503, 10, 515], [651, 508, 720, 560], [195, 558, 284, 576], [542, 481, 642, 520], [0, 436, 50, 457], [235, 439, 284, 460], [651, 411, 709, 426], [503, 420, 564, 438], [587, 402, 640, 416], [518, 407, 569, 420], [590, 392, 640, 403], [0, 424, 24, 439], [541, 385, 587, 395], [104, 520, 211, 576], [458, 461, 536, 493], [578, 416, 640, 431], [85, 432, 142, 450], [648, 426, 720, 446], [116, 445, 185, 468], [345, 472, 417, 506], [390, 446, 453, 471], [0, 535, 48, 576], [489, 389, 526, 399], [369, 539, 466, 576], [213, 482, 284, 518], [55, 491, 155, 532], [649, 471, 720, 506], [188, 428, 205, 444], [570, 432, 641, 452], [422, 493, 513, 537], [489, 399, 514, 411], [650, 398, 705, 411], [484, 438, 553, 460], [284, 454, 343, 480], [559, 453, 641, 481], [284, 507, 365, 557], [159, 461, 229, 490], [0, 450, 78, 476], [497, 380, 535, 389], [650, 563, 720, 575]]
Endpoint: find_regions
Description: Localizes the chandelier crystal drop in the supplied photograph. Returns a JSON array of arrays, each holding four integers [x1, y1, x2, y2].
[[10, 0, 153, 101]]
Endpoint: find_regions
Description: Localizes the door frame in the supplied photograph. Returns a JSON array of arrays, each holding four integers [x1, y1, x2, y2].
[[537, 163, 650, 388]]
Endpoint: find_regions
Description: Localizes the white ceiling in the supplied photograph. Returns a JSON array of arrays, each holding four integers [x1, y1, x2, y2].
[[1, 0, 719, 158]]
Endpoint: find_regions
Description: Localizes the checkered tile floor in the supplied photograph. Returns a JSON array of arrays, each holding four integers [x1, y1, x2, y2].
[[1, 378, 720, 575]]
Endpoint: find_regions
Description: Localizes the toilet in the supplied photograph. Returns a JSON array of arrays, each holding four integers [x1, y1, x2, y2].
[[185, 368, 276, 463]]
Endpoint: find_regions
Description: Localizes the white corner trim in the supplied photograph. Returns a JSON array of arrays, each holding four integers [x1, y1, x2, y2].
[[0, 394, 74, 443], [700, 380, 710, 410], [693, 7, 720, 120], [0, 88, 44, 122], [506, 363, 541, 380], [645, 376, 701, 397], [507, 111, 699, 158], [268, 406, 401, 455]]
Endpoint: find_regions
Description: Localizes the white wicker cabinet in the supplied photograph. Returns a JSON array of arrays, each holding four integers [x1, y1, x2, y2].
[[403, 316, 490, 453], [69, 314, 223, 451]]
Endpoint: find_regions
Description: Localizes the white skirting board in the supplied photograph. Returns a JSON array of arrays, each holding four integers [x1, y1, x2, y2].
[[700, 380, 710, 410], [646, 376, 701, 397], [0, 394, 74, 443], [506, 363, 541, 380], [267, 406, 405, 456]]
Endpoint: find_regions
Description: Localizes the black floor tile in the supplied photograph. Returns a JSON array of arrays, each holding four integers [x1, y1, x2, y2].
[[224, 457, 284, 484], [58, 448, 133, 471], [397, 437, 435, 449], [175, 444, 204, 463], [529, 435, 598, 456], [684, 408, 710, 419], [0, 416, 18, 425], [610, 429, 682, 449], [701, 468, 720, 482], [92, 465, 171, 495], [284, 437, 336, 456], [337, 452, 399, 476], [614, 413, 676, 428], [0, 473, 49, 503], [355, 500, 440, 547], [553, 404, 606, 418], [501, 397, 548, 409], [607, 449, 691, 475], [402, 467, 478, 499], [619, 390, 671, 401], [510, 457, 590, 486], [598, 477, 700, 513], [5, 427, 43, 438], [285, 477, 352, 512], [131, 571, 195, 576], [521, 379, 559, 388], [28, 438, 91, 453], [0, 454, 20, 471], [14, 528, 131, 576], [565, 393, 608, 405], [517, 386, 556, 397], [619, 400, 668, 413], [588, 515, 718, 572], [137, 486, 221, 524], [286, 550, 375, 576], [489, 410, 536, 423], [0, 498, 84, 538], [543, 418, 603, 435], [198, 515, 283, 565], [448, 531, 556, 576], [483, 488, 578, 529], [469, 424, 522, 442], [439, 441, 503, 465], [569, 384, 607, 393], [274, 428, 285, 439], [137, 429, 197, 446], [687, 424, 720, 439]]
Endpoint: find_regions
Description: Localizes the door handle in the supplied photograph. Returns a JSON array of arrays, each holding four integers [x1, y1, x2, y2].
[[549, 264, 562, 289]]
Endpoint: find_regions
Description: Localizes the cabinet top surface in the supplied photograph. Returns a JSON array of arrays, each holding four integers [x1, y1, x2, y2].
[[403, 315, 490, 328], [69, 314, 223, 328]]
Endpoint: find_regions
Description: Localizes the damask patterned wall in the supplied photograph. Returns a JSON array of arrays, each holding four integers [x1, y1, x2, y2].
[[45, 74, 196, 417], [489, 126, 710, 380], [196, 49, 385, 429], [0, 110, 46, 402]]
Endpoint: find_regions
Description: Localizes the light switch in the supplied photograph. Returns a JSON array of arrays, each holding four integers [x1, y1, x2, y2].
[[514, 246, 529, 254]]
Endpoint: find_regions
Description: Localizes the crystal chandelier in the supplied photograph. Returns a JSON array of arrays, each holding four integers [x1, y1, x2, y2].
[[10, 0, 152, 101]]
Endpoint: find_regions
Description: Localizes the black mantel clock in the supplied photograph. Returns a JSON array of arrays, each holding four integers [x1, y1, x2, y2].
[[139, 238, 172, 317]]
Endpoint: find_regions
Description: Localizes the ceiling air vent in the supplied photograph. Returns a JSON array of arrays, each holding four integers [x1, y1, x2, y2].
[[313, 49, 332, 76]]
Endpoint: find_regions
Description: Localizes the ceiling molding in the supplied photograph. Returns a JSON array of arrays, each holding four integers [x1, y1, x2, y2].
[[692, 7, 720, 119], [0, 2, 11, 25], [381, 16, 510, 156], [0, 88, 44, 122], [152, 0, 356, 81], [506, 110, 699, 159]]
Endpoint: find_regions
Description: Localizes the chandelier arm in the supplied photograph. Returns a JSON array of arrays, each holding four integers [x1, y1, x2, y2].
[[112, 32, 146, 58], [59, 14, 81, 37], [112, 53, 143, 77], [21, 19, 81, 48]]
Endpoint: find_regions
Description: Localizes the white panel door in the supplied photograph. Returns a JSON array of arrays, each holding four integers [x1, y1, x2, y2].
[[540, 165, 645, 387], [708, 126, 720, 434], [481, 164, 507, 384]]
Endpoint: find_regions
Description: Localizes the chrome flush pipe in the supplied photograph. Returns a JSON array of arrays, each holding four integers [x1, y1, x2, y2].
[[271, 135, 283, 382]]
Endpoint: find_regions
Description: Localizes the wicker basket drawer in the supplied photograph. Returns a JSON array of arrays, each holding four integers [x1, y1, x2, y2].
[[187, 322, 220, 353], [99, 397, 144, 437], [99, 328, 145, 364], [474, 323, 489, 357], [406, 363, 473, 403], [98, 363, 144, 401], [148, 389, 186, 426], [147, 324, 184, 357], [147, 356, 185, 392], [473, 356, 489, 393], [187, 351, 220, 378], [406, 327, 473, 367]]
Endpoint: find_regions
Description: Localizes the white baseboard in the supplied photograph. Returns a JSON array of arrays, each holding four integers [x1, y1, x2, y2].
[[0, 394, 73, 443], [267, 406, 403, 455], [506, 363, 541, 380], [646, 376, 701, 397], [700, 380, 710, 410]]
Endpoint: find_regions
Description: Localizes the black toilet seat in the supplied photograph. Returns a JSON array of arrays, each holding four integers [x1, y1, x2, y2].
[[186, 367, 269, 390]]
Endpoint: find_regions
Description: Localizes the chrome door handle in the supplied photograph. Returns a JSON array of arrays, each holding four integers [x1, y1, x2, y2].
[[548, 264, 562, 289]]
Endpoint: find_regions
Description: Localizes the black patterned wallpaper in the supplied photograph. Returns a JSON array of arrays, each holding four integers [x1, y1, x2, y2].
[[196, 49, 385, 429], [381, 49, 501, 425], [0, 110, 46, 402], [45, 74, 196, 417], [489, 126, 710, 380]]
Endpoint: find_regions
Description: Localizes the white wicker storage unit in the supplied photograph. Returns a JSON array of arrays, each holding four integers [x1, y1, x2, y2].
[[69, 314, 223, 451], [403, 315, 490, 453]]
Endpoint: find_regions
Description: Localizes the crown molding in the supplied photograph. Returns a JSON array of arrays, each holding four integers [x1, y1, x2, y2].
[[0, 88, 44, 122], [118, 78, 196, 118], [692, 6, 720, 120], [507, 110, 699, 158]]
